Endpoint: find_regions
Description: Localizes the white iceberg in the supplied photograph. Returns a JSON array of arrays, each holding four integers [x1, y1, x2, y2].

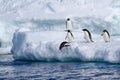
[[11, 29, 120, 63]]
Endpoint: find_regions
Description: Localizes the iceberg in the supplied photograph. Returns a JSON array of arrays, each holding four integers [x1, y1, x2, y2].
[[0, 0, 120, 62], [11, 28, 120, 63]]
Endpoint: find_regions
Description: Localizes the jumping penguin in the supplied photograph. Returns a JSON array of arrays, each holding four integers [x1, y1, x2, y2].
[[101, 29, 110, 42], [82, 29, 94, 42], [59, 41, 70, 50]]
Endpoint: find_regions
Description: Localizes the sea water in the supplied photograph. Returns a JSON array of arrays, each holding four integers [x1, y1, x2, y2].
[[0, 54, 120, 80]]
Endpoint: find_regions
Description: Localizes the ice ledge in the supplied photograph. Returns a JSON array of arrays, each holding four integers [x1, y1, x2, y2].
[[11, 31, 120, 63]]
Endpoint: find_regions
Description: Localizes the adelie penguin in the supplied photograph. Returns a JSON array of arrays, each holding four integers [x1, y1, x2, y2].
[[65, 30, 74, 42], [66, 18, 72, 30], [82, 29, 94, 43], [59, 41, 70, 50], [101, 29, 110, 42], [65, 18, 74, 42]]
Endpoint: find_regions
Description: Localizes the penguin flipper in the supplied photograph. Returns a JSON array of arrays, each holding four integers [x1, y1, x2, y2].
[[70, 32, 74, 39]]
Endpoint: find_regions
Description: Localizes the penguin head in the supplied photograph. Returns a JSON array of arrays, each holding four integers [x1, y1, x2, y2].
[[102, 29, 110, 37], [103, 29, 107, 33], [101, 29, 107, 36], [65, 30, 71, 32], [82, 29, 88, 32], [67, 18, 70, 21]]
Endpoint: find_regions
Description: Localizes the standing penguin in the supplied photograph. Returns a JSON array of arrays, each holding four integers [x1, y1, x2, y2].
[[101, 29, 110, 42], [65, 18, 74, 42], [65, 30, 74, 42], [82, 29, 94, 42], [66, 18, 72, 30]]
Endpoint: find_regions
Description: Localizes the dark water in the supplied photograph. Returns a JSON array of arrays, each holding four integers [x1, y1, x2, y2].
[[0, 54, 120, 80]]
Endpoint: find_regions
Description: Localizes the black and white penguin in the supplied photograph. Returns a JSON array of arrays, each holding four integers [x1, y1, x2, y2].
[[59, 41, 70, 50], [65, 18, 74, 42], [82, 29, 93, 42], [65, 30, 74, 42], [66, 18, 72, 30], [101, 29, 110, 42]]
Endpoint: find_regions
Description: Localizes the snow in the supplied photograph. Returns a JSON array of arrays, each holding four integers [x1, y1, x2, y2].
[[0, 47, 11, 54], [11, 28, 120, 63]]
